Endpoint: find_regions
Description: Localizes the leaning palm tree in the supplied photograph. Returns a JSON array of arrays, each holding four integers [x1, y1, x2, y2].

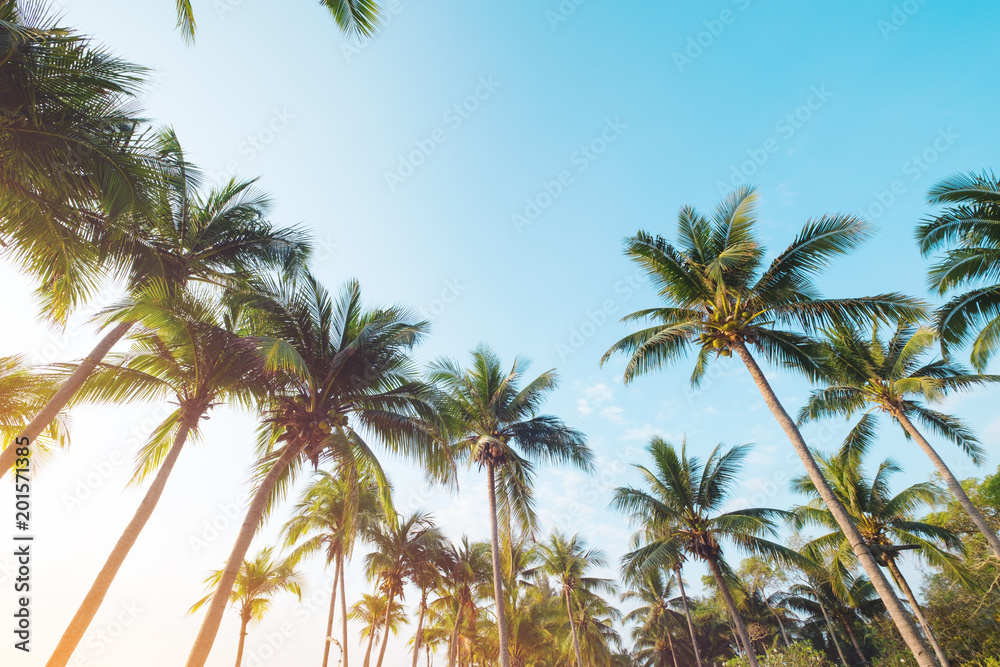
[[1, 130, 308, 477], [916, 171, 1000, 372], [174, 0, 384, 43], [0, 0, 160, 323], [364, 512, 441, 667], [792, 449, 969, 667], [282, 472, 384, 667], [601, 186, 934, 665], [184, 275, 448, 667], [428, 344, 593, 667], [528, 531, 616, 667], [189, 547, 303, 667], [45, 285, 270, 667], [613, 437, 808, 667], [801, 321, 1000, 563]]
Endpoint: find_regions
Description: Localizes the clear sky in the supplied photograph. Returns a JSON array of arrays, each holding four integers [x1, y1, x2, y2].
[[3, 0, 1000, 665]]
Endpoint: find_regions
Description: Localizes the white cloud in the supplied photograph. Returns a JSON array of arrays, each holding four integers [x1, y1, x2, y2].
[[600, 405, 625, 423], [578, 382, 614, 415]]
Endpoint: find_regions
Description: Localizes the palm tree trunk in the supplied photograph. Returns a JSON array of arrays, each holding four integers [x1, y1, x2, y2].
[[411, 590, 428, 667], [185, 440, 304, 667], [764, 599, 790, 647], [340, 552, 349, 667], [375, 592, 395, 667], [842, 617, 869, 665], [817, 599, 848, 666], [235, 613, 250, 667], [46, 414, 195, 667], [894, 411, 1000, 562], [486, 462, 511, 667], [732, 340, 935, 666], [886, 558, 949, 667], [666, 627, 679, 667], [564, 587, 584, 667], [1, 321, 132, 476], [448, 605, 464, 667], [706, 555, 759, 667], [362, 625, 377, 667], [674, 565, 703, 667], [323, 555, 343, 667]]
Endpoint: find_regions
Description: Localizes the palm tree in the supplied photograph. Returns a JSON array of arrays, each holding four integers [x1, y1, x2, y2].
[[1, 130, 308, 477], [283, 472, 384, 667], [409, 532, 449, 667], [189, 547, 302, 667], [364, 512, 440, 667], [601, 186, 933, 665], [174, 0, 384, 43], [916, 171, 1000, 372], [184, 275, 447, 667], [0, 0, 160, 322], [429, 344, 593, 667], [800, 322, 1000, 563], [0, 355, 70, 465], [613, 437, 806, 667], [570, 594, 623, 666], [529, 531, 616, 667], [432, 537, 493, 667], [622, 569, 690, 667], [349, 594, 408, 666], [792, 449, 969, 667], [45, 285, 270, 667]]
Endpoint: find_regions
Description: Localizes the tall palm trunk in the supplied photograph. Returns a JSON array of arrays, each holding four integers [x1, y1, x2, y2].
[[674, 565, 702, 667], [323, 554, 343, 667], [886, 558, 949, 667], [564, 587, 583, 667], [186, 440, 305, 667], [842, 617, 869, 665], [362, 624, 377, 667], [1, 321, 133, 476], [486, 462, 511, 667], [46, 414, 195, 667], [894, 411, 1000, 561], [411, 590, 429, 667], [339, 552, 349, 667], [705, 556, 759, 667], [816, 599, 848, 666], [235, 612, 250, 667], [374, 592, 396, 667], [666, 627, 679, 667], [448, 605, 465, 667], [732, 341, 934, 666]]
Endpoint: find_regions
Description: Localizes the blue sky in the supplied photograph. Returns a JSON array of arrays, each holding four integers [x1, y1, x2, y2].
[[3, 0, 1000, 665]]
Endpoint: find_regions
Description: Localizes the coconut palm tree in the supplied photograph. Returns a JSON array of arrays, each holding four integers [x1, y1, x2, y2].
[[364, 512, 441, 667], [0, 355, 70, 466], [174, 0, 384, 43], [601, 186, 933, 665], [428, 344, 593, 667], [792, 449, 969, 667], [283, 472, 384, 667], [800, 322, 1000, 563], [1, 130, 308, 477], [0, 0, 161, 322], [528, 531, 616, 667], [189, 547, 303, 667], [432, 537, 493, 667], [349, 593, 408, 665], [622, 569, 691, 667], [613, 436, 808, 667], [409, 532, 449, 667], [571, 594, 623, 666], [916, 171, 1000, 372], [45, 285, 270, 667], [184, 275, 448, 667]]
